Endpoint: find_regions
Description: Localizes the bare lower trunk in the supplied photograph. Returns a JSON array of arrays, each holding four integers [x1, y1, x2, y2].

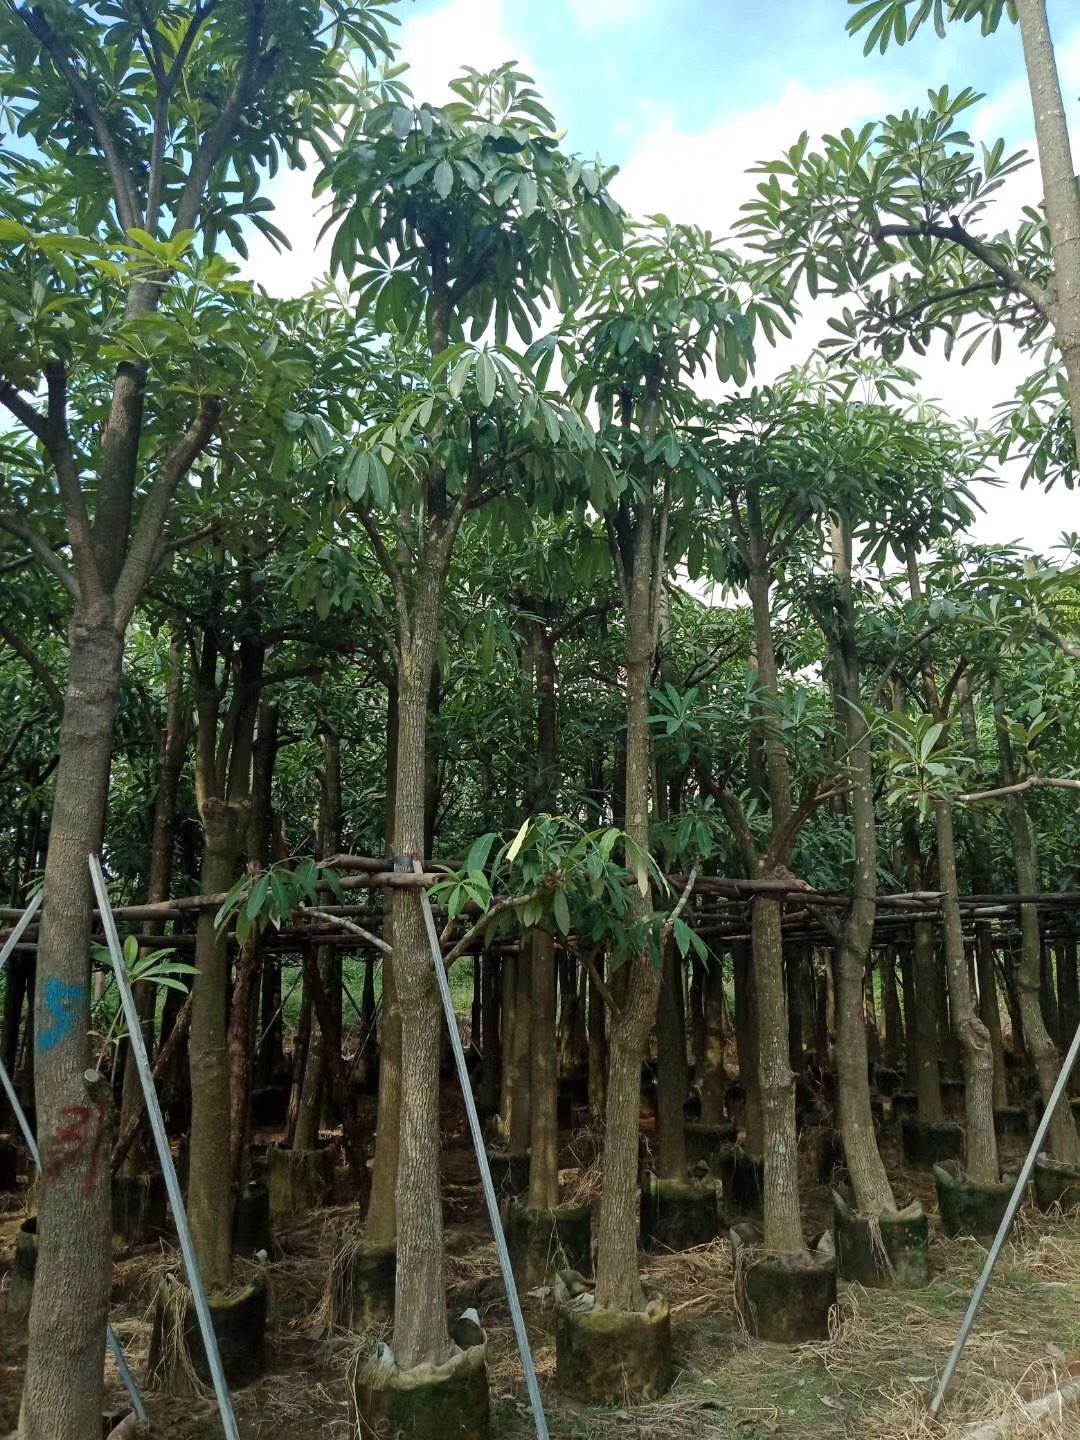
[[912, 922, 945, 1123], [753, 898, 805, 1255], [507, 953, 532, 1154], [734, 941, 763, 1153], [594, 954, 658, 1311], [391, 639, 450, 1370], [994, 685, 1080, 1163], [587, 954, 607, 1112], [23, 610, 121, 1440], [656, 943, 688, 1180], [975, 927, 1010, 1111], [934, 801, 998, 1184], [499, 952, 518, 1142], [478, 952, 501, 1112], [365, 953, 401, 1246], [528, 927, 559, 1210], [119, 639, 186, 1174], [880, 948, 903, 1071], [594, 580, 657, 1310], [189, 800, 247, 1292], [699, 955, 728, 1125], [229, 933, 262, 1186]]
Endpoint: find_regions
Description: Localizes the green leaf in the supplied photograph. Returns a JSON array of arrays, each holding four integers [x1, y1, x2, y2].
[[507, 818, 531, 863], [553, 889, 570, 935], [433, 160, 454, 199], [475, 351, 496, 407], [517, 173, 538, 217]]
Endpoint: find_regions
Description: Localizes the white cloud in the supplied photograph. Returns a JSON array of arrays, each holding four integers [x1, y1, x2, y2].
[[610, 73, 1079, 555], [567, 0, 654, 31]]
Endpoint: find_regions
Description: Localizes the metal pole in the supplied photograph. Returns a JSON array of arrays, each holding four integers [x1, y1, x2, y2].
[[90, 855, 240, 1440], [930, 1012, 1080, 1416], [413, 859, 550, 1440], [0, 894, 146, 1425], [0, 889, 42, 968]]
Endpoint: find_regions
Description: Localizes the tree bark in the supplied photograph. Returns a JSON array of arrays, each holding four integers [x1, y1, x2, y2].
[[391, 623, 452, 1369], [22, 606, 122, 1440], [656, 942, 688, 1180], [118, 632, 187, 1173], [699, 954, 728, 1125], [189, 798, 247, 1292], [1015, 0, 1080, 461], [528, 927, 559, 1210], [754, 897, 805, 1253], [594, 492, 661, 1312], [933, 799, 999, 1184], [993, 678, 1080, 1163]]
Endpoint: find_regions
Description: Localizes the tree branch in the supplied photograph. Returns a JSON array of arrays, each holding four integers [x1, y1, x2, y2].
[[304, 907, 391, 954], [442, 888, 545, 970], [959, 775, 1080, 803], [0, 620, 64, 715], [0, 513, 79, 600], [894, 280, 1008, 323], [661, 866, 697, 947], [114, 397, 222, 628], [0, 381, 48, 445], [357, 505, 410, 640], [172, 0, 268, 235], [763, 776, 849, 873], [18, 3, 140, 231], [873, 219, 1051, 316]]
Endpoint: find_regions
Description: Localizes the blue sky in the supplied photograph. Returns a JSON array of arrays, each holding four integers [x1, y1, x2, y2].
[[245, 0, 1080, 550]]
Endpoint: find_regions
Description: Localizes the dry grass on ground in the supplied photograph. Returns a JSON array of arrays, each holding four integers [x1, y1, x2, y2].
[[3, 1114, 1080, 1440]]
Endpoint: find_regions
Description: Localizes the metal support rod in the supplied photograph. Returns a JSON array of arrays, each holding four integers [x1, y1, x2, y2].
[[0, 892, 146, 1424], [413, 858, 550, 1440], [90, 855, 240, 1440], [930, 1011, 1080, 1416], [0, 888, 42, 968]]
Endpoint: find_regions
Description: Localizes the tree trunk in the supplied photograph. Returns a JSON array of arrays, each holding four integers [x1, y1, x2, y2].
[[528, 926, 559, 1210], [1016, 0, 1080, 460], [908, 921, 944, 1122], [898, 943, 916, 1079], [22, 607, 122, 1440], [189, 798, 247, 1292], [656, 943, 688, 1180], [587, 953, 607, 1113], [993, 680, 1080, 1163], [478, 953, 501, 1113], [734, 940, 763, 1153], [699, 954, 728, 1125], [975, 927, 1010, 1110], [498, 952, 518, 1143], [880, 948, 903, 1071], [391, 627, 451, 1370], [824, 517, 894, 1217], [933, 800, 999, 1184], [507, 940, 533, 1155], [118, 634, 187, 1174], [753, 897, 806, 1254], [594, 526, 659, 1312]]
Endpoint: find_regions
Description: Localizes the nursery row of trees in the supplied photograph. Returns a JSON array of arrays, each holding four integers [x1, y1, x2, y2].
[[3, 1, 1080, 1436]]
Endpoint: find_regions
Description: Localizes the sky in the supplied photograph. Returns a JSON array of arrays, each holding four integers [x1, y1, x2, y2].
[[242, 0, 1080, 557]]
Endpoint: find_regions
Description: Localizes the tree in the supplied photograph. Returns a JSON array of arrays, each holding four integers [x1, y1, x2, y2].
[[561, 220, 792, 1299], [0, 6, 394, 1434], [320, 63, 619, 1369], [741, 0, 1080, 479]]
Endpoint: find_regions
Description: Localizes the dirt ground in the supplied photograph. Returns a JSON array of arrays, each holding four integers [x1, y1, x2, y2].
[[3, 1097, 1080, 1440]]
